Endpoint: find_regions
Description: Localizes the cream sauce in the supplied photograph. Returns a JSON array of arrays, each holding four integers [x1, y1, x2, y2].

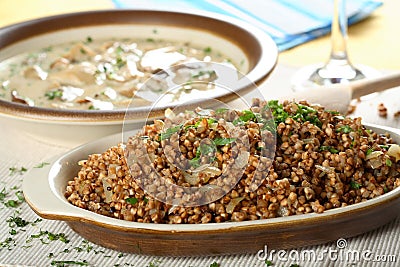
[[0, 36, 238, 110]]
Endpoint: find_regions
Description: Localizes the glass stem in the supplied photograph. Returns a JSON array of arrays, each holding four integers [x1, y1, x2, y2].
[[326, 0, 353, 67]]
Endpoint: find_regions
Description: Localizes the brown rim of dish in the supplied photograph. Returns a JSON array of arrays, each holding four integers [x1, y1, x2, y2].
[[27, 185, 400, 233], [0, 9, 278, 122]]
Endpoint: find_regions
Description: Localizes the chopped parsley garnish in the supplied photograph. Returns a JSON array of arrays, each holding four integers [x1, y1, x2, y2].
[[88, 105, 99, 110], [4, 190, 24, 208], [379, 145, 390, 150], [327, 110, 340, 115], [203, 47, 212, 53], [45, 90, 63, 100], [34, 162, 50, 168], [210, 262, 220, 267], [115, 46, 124, 55], [233, 110, 255, 126], [0, 187, 7, 202], [336, 125, 352, 134], [264, 100, 323, 128], [9, 166, 28, 175], [213, 137, 236, 146], [115, 57, 126, 69], [9, 214, 41, 227], [189, 141, 217, 167], [185, 118, 217, 131], [7, 215, 30, 228], [191, 70, 216, 79], [264, 100, 288, 125], [383, 186, 389, 193], [0, 237, 15, 250], [189, 155, 201, 168], [265, 260, 273, 266], [366, 148, 374, 156], [42, 46, 53, 53], [4, 214, 42, 244], [386, 158, 393, 167], [320, 146, 339, 154], [159, 124, 182, 141], [189, 136, 236, 167], [27, 230, 70, 244], [147, 259, 161, 267], [215, 107, 229, 114], [206, 118, 218, 125], [73, 240, 94, 253], [350, 181, 362, 190], [292, 104, 322, 127], [125, 197, 138, 205], [239, 109, 256, 122], [199, 142, 217, 156], [0, 187, 25, 208], [86, 36, 93, 43], [51, 260, 89, 266]]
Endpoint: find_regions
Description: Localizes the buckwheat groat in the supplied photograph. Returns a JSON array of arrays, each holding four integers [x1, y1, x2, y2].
[[65, 100, 400, 224]]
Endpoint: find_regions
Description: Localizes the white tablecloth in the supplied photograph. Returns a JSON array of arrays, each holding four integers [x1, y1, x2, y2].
[[0, 64, 399, 266]]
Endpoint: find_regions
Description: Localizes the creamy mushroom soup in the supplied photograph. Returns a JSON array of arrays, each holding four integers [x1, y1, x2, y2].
[[0, 36, 240, 110]]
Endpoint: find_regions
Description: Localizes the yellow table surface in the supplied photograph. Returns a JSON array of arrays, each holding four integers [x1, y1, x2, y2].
[[0, 0, 114, 25], [1, 0, 399, 71], [279, 0, 400, 71]]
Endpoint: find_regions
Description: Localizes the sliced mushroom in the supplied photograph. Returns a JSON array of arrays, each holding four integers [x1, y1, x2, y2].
[[11, 90, 34, 106], [84, 97, 114, 110], [126, 54, 144, 77], [387, 144, 400, 162], [140, 70, 169, 93], [50, 57, 70, 70], [140, 46, 186, 72], [23, 65, 48, 80], [48, 64, 96, 87], [63, 43, 96, 62], [102, 87, 117, 100], [59, 86, 84, 102]]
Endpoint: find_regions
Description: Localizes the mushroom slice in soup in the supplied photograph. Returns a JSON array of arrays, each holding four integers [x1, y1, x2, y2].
[[23, 65, 48, 80], [48, 63, 97, 87], [140, 46, 187, 72]]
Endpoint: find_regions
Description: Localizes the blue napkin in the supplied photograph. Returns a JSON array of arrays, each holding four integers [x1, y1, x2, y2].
[[112, 0, 382, 51]]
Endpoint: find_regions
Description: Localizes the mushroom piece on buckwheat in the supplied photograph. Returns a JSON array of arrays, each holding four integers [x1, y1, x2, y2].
[[65, 99, 400, 224]]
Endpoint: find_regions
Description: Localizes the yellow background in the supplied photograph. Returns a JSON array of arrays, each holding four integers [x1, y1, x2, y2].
[[0, 0, 399, 70]]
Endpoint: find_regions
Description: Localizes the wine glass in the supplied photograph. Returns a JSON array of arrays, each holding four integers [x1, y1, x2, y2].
[[291, 0, 380, 91]]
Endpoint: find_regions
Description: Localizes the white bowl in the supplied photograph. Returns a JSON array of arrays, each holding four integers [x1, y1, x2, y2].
[[0, 10, 278, 146]]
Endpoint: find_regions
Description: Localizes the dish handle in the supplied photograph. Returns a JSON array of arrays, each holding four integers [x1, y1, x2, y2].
[[22, 161, 80, 221]]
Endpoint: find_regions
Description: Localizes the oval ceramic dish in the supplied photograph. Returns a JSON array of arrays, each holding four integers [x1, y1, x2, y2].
[[23, 123, 400, 256], [0, 10, 278, 146]]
